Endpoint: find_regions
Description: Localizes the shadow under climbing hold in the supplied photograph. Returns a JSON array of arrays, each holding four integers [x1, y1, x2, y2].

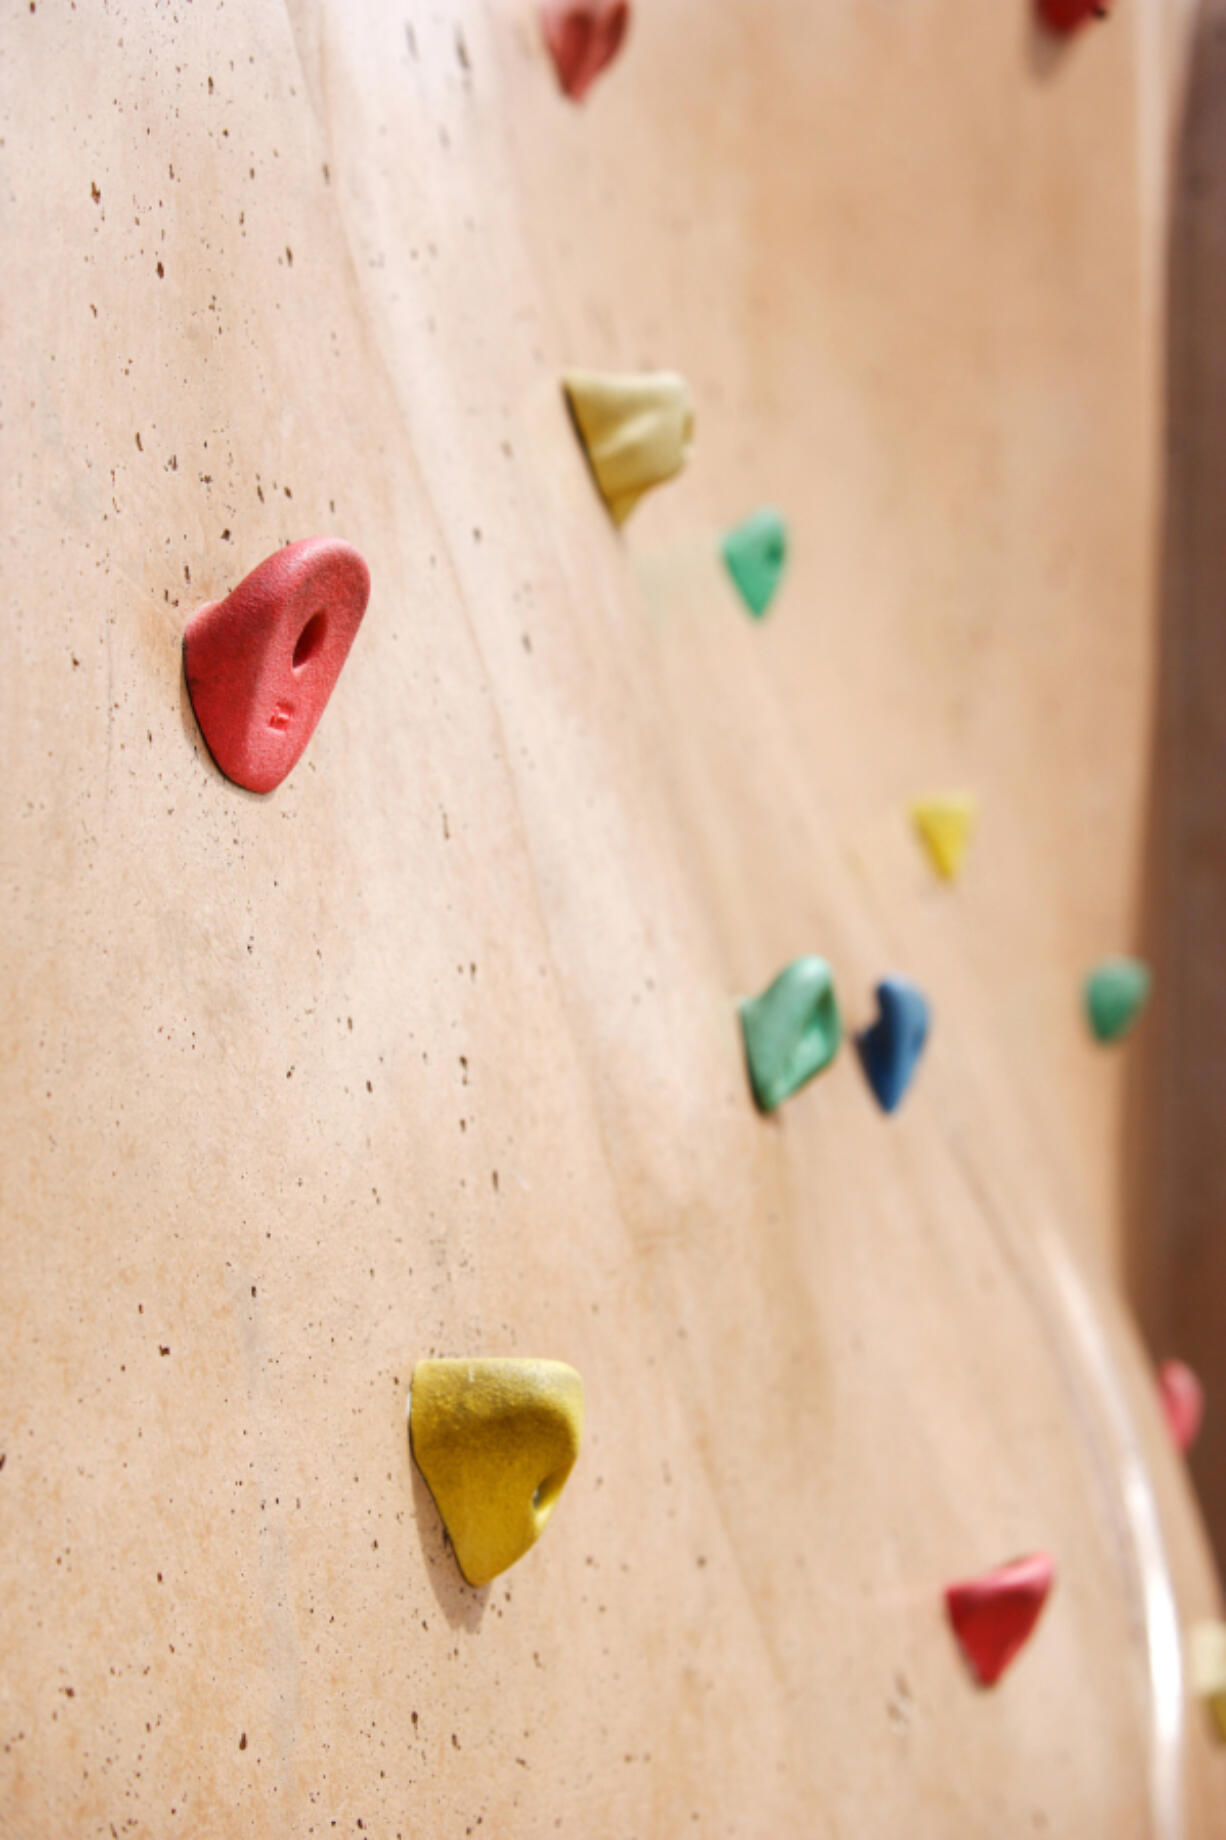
[[1084, 957, 1151, 1044], [911, 793, 977, 883], [541, 1, 630, 102], [856, 976, 930, 1115], [720, 507, 788, 620], [1157, 1359, 1204, 1455], [1038, 0, 1114, 32], [945, 1553, 1055, 1687], [183, 537, 370, 794], [409, 1358, 585, 1588], [1190, 1622, 1226, 1742], [739, 957, 842, 1114], [563, 369, 694, 526]]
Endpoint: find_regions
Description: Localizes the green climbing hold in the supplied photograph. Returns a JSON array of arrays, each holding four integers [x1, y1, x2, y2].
[[739, 956, 842, 1113], [1084, 957, 1151, 1044], [720, 507, 788, 620]]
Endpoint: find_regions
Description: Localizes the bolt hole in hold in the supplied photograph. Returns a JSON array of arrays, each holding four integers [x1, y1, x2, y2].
[[532, 1471, 564, 1521], [182, 538, 370, 793], [292, 610, 328, 670]]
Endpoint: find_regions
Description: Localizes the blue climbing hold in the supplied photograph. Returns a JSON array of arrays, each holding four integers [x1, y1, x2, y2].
[[856, 976, 930, 1114]]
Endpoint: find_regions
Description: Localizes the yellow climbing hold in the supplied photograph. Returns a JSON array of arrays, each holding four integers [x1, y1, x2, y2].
[[1191, 1621, 1226, 1742], [563, 369, 694, 525], [409, 1357, 585, 1587], [911, 793, 978, 883]]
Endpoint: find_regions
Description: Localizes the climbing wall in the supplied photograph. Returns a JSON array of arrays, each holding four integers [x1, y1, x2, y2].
[[1, 0, 1224, 1834]]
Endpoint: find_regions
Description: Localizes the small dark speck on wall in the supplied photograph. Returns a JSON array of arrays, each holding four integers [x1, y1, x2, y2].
[[158, 1345, 170, 1356], [156, 261, 164, 279], [239, 1731, 247, 1750]]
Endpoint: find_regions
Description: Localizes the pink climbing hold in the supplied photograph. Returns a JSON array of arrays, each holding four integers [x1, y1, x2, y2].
[[183, 538, 370, 794], [945, 1553, 1055, 1687], [1037, 0, 1114, 33], [541, 1, 631, 103], [1158, 1359, 1204, 1454]]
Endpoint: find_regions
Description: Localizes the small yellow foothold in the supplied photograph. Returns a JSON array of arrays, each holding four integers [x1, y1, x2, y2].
[[911, 792, 978, 883], [1190, 1621, 1226, 1742], [409, 1358, 585, 1587], [562, 369, 694, 525]]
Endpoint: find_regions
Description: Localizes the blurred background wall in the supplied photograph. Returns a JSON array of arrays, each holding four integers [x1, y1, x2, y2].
[[1129, 0, 1226, 1581]]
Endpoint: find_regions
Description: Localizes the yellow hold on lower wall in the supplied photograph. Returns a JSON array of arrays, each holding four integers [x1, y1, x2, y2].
[[408, 1358, 586, 1587]]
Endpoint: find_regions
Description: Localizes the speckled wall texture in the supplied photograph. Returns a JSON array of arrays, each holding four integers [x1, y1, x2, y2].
[[0, 2, 1222, 1834]]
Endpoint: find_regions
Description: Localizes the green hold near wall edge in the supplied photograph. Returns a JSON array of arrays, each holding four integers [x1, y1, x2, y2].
[[1084, 957, 1151, 1044], [739, 956, 842, 1112], [721, 507, 788, 619]]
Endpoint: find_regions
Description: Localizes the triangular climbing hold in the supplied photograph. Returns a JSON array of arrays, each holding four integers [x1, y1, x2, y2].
[[563, 369, 694, 525], [739, 957, 842, 1114], [1157, 1359, 1204, 1454], [911, 794, 977, 883], [1190, 1622, 1226, 1743], [720, 507, 788, 620], [945, 1553, 1055, 1687], [541, 1, 631, 102], [183, 537, 370, 794], [409, 1358, 585, 1588], [856, 976, 930, 1115], [1038, 0, 1115, 34], [1084, 957, 1151, 1044]]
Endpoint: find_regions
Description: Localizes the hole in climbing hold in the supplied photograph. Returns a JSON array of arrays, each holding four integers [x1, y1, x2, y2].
[[532, 1471, 565, 1519], [292, 611, 328, 671]]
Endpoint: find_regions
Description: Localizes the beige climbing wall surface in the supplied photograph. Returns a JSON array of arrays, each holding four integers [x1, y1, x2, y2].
[[1, 0, 1225, 1834]]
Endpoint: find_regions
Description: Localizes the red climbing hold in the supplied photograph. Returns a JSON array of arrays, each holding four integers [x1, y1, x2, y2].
[[1158, 1359, 1204, 1454], [1037, 0, 1114, 33], [541, 1, 630, 103], [183, 538, 370, 794], [945, 1553, 1055, 1687]]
